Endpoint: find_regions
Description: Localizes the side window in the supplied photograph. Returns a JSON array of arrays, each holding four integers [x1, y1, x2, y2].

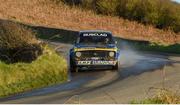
[[76, 37, 80, 43], [108, 34, 115, 44]]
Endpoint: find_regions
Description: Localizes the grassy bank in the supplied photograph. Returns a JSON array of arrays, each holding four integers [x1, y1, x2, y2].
[[118, 38, 180, 54], [135, 43, 180, 54], [0, 46, 67, 97]]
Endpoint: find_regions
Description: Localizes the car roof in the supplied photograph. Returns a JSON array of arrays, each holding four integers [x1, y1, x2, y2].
[[79, 30, 112, 34]]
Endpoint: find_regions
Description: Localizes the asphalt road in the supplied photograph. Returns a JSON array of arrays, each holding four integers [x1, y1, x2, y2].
[[0, 42, 179, 104]]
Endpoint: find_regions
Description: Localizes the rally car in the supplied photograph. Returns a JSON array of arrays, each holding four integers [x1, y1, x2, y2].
[[69, 30, 120, 72]]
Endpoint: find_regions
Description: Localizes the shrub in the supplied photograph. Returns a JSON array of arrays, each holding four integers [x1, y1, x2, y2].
[[95, 0, 119, 16], [81, 0, 96, 10], [52, 0, 82, 5], [116, 0, 180, 32], [0, 21, 38, 49], [0, 21, 42, 63]]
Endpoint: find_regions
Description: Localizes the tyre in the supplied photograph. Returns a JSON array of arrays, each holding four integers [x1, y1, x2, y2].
[[69, 57, 78, 72], [70, 66, 78, 72], [112, 61, 119, 71]]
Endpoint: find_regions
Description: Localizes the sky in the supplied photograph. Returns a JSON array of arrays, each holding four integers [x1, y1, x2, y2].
[[172, 0, 180, 3]]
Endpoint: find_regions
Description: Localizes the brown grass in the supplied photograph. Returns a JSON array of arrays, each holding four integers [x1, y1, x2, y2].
[[0, 21, 43, 63], [136, 88, 180, 104], [0, 0, 179, 44], [157, 89, 180, 104], [132, 92, 180, 104], [0, 21, 38, 48]]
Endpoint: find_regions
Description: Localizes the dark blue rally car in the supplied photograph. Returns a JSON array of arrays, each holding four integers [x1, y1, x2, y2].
[[69, 30, 120, 72]]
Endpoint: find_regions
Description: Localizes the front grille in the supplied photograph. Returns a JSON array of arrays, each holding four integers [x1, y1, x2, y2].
[[77, 51, 115, 60], [82, 51, 108, 57]]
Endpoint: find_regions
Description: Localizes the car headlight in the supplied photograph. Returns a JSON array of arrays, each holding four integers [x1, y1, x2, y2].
[[76, 52, 81, 57], [109, 52, 115, 57]]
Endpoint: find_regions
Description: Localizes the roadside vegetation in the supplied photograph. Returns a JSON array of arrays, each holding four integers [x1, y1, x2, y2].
[[135, 43, 180, 54], [118, 39, 180, 53], [131, 88, 180, 104], [0, 21, 67, 97], [58, 0, 180, 33], [0, 21, 42, 63]]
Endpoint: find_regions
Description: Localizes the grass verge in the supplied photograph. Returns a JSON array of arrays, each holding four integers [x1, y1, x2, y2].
[[116, 38, 180, 54], [129, 42, 180, 54], [0, 45, 68, 97], [131, 89, 180, 104]]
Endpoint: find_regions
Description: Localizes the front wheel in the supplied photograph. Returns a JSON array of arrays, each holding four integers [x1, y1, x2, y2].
[[69, 57, 78, 72], [112, 62, 119, 71], [70, 66, 78, 72]]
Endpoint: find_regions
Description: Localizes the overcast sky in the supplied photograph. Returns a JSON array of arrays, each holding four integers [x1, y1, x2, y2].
[[172, 0, 180, 3]]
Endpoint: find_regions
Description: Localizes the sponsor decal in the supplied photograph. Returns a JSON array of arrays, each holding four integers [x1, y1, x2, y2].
[[83, 33, 108, 37], [77, 61, 116, 65], [74, 48, 117, 52], [93, 61, 115, 65]]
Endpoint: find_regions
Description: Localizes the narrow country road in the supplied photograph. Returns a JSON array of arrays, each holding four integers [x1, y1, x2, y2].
[[0, 42, 179, 104]]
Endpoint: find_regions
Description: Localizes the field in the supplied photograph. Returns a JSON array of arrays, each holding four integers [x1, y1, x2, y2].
[[0, 0, 179, 44]]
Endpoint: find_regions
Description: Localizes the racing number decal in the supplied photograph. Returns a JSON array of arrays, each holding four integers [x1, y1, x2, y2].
[[78, 61, 91, 65]]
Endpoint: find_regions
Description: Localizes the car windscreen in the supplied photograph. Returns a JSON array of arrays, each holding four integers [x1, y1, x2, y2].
[[77, 32, 114, 45]]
